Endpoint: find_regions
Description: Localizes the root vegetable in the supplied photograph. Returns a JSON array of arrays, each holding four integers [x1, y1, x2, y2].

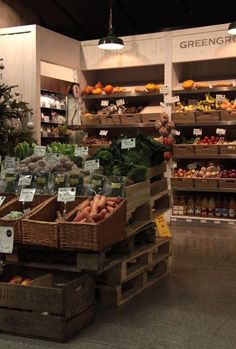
[[98, 195, 107, 209]]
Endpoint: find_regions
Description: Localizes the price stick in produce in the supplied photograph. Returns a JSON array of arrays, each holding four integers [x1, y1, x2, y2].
[[34, 145, 46, 156], [99, 130, 108, 136], [18, 174, 33, 187], [0, 227, 14, 254], [19, 188, 36, 213], [74, 146, 89, 157], [101, 100, 109, 107], [155, 215, 172, 237], [84, 159, 100, 175], [160, 85, 169, 95], [216, 128, 226, 136], [193, 128, 202, 136], [57, 187, 76, 220], [121, 138, 136, 150]]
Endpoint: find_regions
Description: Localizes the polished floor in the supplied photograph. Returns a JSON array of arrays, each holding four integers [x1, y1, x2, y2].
[[1, 225, 236, 349]]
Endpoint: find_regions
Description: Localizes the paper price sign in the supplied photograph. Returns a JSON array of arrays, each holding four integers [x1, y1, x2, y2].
[[99, 130, 108, 136], [4, 156, 16, 169], [121, 138, 136, 149], [193, 128, 202, 136], [101, 100, 109, 107], [57, 187, 76, 202], [171, 162, 177, 169], [165, 96, 180, 104], [160, 85, 169, 94], [18, 175, 32, 187], [0, 196, 6, 207], [171, 129, 181, 136], [34, 145, 46, 156], [19, 188, 36, 202], [216, 128, 226, 135], [0, 227, 14, 253], [116, 99, 125, 106], [155, 215, 172, 237], [216, 94, 226, 103], [84, 159, 100, 172], [75, 147, 88, 156]]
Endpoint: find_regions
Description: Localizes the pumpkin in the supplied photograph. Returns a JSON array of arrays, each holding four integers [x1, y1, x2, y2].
[[182, 79, 194, 90]]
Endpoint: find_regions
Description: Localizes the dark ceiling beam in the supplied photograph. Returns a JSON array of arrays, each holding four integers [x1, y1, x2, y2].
[[52, 0, 89, 39], [115, 0, 140, 34]]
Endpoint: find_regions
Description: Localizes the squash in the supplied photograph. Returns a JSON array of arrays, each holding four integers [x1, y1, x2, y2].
[[182, 79, 194, 90]]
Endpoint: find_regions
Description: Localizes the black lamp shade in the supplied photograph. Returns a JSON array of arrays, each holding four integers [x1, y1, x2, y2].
[[228, 21, 236, 35], [98, 35, 124, 50]]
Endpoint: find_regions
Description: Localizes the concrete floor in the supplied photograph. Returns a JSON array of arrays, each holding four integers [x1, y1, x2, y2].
[[1, 225, 236, 349]]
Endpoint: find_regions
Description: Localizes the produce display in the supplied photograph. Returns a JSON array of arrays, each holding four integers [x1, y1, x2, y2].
[[220, 169, 236, 178], [195, 135, 220, 145], [174, 94, 220, 113], [2, 211, 24, 220], [181, 80, 233, 90], [173, 163, 221, 179], [82, 136, 111, 146], [9, 275, 32, 285]]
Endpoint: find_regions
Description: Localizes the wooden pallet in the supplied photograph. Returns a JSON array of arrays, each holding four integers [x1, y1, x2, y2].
[[96, 257, 170, 306]]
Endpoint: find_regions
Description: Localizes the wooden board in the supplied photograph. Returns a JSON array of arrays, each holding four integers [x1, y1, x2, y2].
[[125, 181, 151, 219]]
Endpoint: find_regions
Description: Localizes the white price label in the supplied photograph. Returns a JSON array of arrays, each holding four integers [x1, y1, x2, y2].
[[216, 128, 226, 135], [186, 218, 192, 222], [84, 159, 100, 172], [0, 227, 14, 253], [216, 94, 226, 103], [200, 219, 207, 223], [47, 153, 60, 161], [99, 130, 108, 136], [193, 128, 202, 136], [116, 99, 125, 106], [228, 221, 235, 225], [5, 156, 16, 169], [57, 187, 76, 202], [171, 217, 177, 222], [75, 147, 89, 156], [18, 175, 32, 187], [187, 162, 198, 170], [19, 188, 36, 202], [171, 162, 177, 169], [214, 220, 221, 225], [34, 145, 46, 156], [160, 85, 169, 94], [165, 96, 180, 104], [0, 196, 6, 207], [101, 100, 109, 107], [171, 129, 181, 136], [121, 138, 136, 149]]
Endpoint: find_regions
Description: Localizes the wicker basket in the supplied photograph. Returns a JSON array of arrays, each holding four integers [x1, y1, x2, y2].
[[59, 198, 126, 251], [0, 194, 53, 244], [22, 197, 82, 248]]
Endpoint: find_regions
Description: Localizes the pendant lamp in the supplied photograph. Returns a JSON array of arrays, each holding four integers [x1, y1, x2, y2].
[[227, 21, 236, 35], [98, 0, 124, 50]]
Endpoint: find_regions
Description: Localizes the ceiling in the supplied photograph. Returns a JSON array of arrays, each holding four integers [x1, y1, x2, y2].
[[3, 0, 236, 42]]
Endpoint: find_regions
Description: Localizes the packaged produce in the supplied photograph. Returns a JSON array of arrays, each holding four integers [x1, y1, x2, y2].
[[229, 198, 236, 218], [201, 196, 208, 217], [222, 197, 229, 218], [105, 176, 125, 197], [194, 196, 202, 216], [208, 197, 215, 217], [215, 196, 222, 218]]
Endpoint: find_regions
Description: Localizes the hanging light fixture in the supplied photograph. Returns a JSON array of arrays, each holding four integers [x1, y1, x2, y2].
[[98, 0, 124, 50], [227, 21, 236, 35]]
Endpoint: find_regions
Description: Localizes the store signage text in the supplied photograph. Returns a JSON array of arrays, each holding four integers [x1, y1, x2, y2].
[[180, 35, 236, 49]]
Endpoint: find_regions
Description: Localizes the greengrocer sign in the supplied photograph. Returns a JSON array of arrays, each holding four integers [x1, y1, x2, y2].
[[179, 35, 236, 48]]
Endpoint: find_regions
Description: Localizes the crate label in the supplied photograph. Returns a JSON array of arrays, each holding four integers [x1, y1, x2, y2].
[[187, 162, 198, 170], [216, 128, 226, 135], [188, 99, 198, 106], [160, 85, 169, 94], [116, 99, 125, 106], [171, 129, 181, 136], [18, 175, 32, 187], [111, 182, 121, 189], [75, 146, 88, 156], [121, 138, 136, 149], [19, 188, 36, 202], [216, 94, 226, 103], [214, 220, 221, 224], [57, 187, 76, 202], [0, 227, 14, 253], [200, 219, 207, 223], [166, 96, 180, 104], [0, 196, 6, 207], [155, 215, 172, 237], [34, 145, 46, 156], [99, 130, 108, 136], [193, 128, 202, 136], [101, 100, 109, 107], [171, 217, 177, 221], [84, 159, 100, 171], [186, 218, 192, 222]]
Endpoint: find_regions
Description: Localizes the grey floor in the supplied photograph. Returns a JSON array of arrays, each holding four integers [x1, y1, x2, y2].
[[1, 225, 236, 349]]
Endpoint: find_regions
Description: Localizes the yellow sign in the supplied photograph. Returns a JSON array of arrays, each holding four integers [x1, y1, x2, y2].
[[155, 215, 172, 237]]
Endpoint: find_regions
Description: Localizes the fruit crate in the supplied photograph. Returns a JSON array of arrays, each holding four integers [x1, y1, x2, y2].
[[171, 177, 194, 188], [218, 178, 236, 188], [100, 114, 120, 125], [219, 144, 236, 155], [171, 111, 195, 123], [195, 110, 220, 122], [220, 110, 236, 121], [150, 177, 168, 197], [148, 162, 166, 178], [0, 265, 94, 342], [141, 113, 161, 123], [125, 180, 151, 220], [81, 114, 101, 125], [173, 144, 195, 157], [120, 113, 142, 124], [194, 144, 219, 155], [194, 178, 218, 188]]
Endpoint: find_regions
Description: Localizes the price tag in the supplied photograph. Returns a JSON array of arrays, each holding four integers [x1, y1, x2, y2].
[[171, 129, 181, 136], [165, 96, 180, 104], [121, 138, 136, 149], [47, 153, 60, 161], [34, 145, 46, 156], [99, 130, 108, 136], [188, 99, 198, 106], [216, 94, 226, 103], [228, 221, 235, 225], [57, 187, 76, 202], [75, 147, 88, 156], [101, 100, 109, 107], [0, 196, 6, 207], [160, 85, 169, 94], [116, 99, 125, 106], [155, 215, 172, 237], [4, 156, 16, 169], [200, 219, 207, 223], [0, 227, 14, 253], [187, 162, 198, 170], [193, 128, 202, 136], [186, 218, 192, 222], [19, 188, 36, 202], [171, 161, 177, 169], [84, 159, 100, 172], [214, 220, 221, 225], [18, 175, 32, 187], [216, 128, 226, 135]]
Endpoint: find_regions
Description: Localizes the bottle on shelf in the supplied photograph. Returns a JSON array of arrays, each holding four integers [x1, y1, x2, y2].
[[208, 197, 215, 218], [194, 196, 202, 217], [229, 197, 236, 219], [222, 196, 229, 219], [215, 196, 222, 218], [187, 196, 194, 216], [173, 195, 179, 216], [179, 196, 187, 216], [201, 196, 208, 217]]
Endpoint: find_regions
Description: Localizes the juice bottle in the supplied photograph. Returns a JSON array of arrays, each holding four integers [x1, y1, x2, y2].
[[222, 196, 229, 218], [194, 196, 202, 216], [179, 196, 187, 216], [215, 196, 222, 218], [187, 196, 194, 216], [201, 196, 208, 217], [173, 195, 179, 216], [229, 197, 236, 219], [208, 197, 215, 218]]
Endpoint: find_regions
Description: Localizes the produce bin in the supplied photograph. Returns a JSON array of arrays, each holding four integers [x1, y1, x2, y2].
[[171, 111, 195, 123], [219, 144, 236, 155], [195, 110, 220, 122], [81, 114, 100, 125], [120, 113, 141, 124], [220, 110, 236, 121], [141, 113, 161, 123], [194, 178, 218, 188], [173, 144, 195, 157], [218, 178, 236, 189], [194, 144, 219, 155], [171, 177, 194, 188], [125, 180, 150, 219], [148, 163, 166, 178], [100, 114, 120, 125]]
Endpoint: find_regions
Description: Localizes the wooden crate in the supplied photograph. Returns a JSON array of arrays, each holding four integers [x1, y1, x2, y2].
[[219, 144, 236, 155], [150, 177, 168, 197], [218, 178, 236, 188], [84, 144, 110, 156], [171, 111, 195, 123], [173, 144, 195, 157], [141, 113, 161, 123], [126, 203, 152, 235], [194, 144, 219, 155], [171, 177, 194, 188], [148, 162, 166, 178], [120, 113, 141, 124], [194, 178, 218, 188], [81, 114, 100, 125], [220, 110, 236, 121], [125, 180, 150, 219], [195, 110, 220, 122], [100, 114, 120, 125]]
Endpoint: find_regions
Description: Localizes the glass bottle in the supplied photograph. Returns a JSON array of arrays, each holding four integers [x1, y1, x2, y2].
[[222, 196, 229, 218], [215, 196, 222, 218], [201, 196, 208, 217], [229, 197, 236, 219], [187, 196, 194, 216], [208, 197, 215, 218], [194, 196, 202, 216]]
